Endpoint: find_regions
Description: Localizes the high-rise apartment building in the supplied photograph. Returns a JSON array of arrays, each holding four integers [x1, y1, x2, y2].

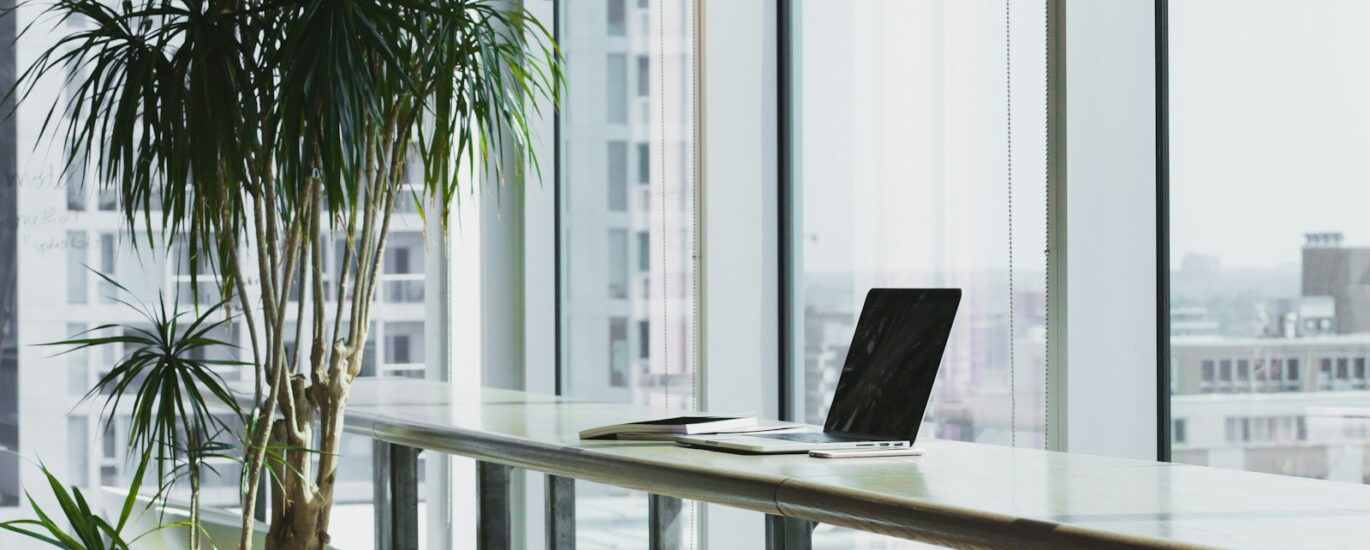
[[560, 0, 695, 409]]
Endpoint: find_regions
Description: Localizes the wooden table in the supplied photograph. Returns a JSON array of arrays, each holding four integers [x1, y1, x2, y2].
[[340, 378, 1370, 549]]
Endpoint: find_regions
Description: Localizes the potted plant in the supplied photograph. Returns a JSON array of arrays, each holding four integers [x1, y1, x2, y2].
[[6, 0, 559, 547]]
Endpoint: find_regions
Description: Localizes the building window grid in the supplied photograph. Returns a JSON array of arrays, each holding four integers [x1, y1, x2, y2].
[[1200, 355, 1325, 394], [1225, 415, 1308, 444]]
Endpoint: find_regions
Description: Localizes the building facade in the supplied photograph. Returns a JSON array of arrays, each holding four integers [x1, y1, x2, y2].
[[1172, 234, 1370, 483]]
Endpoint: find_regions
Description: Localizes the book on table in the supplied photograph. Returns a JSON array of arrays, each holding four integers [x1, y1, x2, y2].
[[579, 416, 762, 440]]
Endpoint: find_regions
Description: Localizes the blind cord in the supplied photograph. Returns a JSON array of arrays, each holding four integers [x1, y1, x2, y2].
[[1006, 0, 1017, 449], [1043, 0, 1051, 452], [658, 0, 670, 413]]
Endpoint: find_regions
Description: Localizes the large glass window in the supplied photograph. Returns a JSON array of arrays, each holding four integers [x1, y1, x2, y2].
[[0, 4, 446, 538], [787, 1, 1048, 544], [559, 0, 697, 546], [1167, 0, 1370, 484]]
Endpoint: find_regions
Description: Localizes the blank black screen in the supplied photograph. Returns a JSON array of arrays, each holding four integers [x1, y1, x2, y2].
[[823, 288, 961, 442]]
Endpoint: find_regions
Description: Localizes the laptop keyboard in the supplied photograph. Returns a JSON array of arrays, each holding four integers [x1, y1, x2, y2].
[[748, 432, 883, 444]]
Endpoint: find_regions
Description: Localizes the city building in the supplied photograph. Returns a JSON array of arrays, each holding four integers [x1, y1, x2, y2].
[[1171, 233, 1370, 483]]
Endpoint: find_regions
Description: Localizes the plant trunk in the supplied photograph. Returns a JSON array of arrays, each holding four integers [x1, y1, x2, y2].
[[263, 367, 354, 549], [265, 499, 329, 550], [189, 458, 201, 550]]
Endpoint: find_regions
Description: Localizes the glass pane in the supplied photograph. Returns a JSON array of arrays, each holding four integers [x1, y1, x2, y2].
[[66, 323, 87, 395], [608, 141, 629, 211], [790, 0, 1048, 441], [607, 0, 627, 36], [65, 416, 88, 488], [560, 0, 697, 546], [789, 3, 1048, 545], [606, 53, 629, 125], [608, 229, 629, 299], [1168, 1, 1370, 484], [0, 3, 446, 538], [65, 231, 87, 304], [562, 0, 695, 408], [65, 156, 85, 211]]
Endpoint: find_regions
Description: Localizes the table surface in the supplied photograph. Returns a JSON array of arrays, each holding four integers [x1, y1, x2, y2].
[[339, 378, 1370, 549]]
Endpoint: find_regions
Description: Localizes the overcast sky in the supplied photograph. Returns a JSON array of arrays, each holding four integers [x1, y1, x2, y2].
[[1170, 0, 1370, 269]]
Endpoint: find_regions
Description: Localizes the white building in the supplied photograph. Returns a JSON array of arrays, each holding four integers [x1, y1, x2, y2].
[[1172, 334, 1370, 483]]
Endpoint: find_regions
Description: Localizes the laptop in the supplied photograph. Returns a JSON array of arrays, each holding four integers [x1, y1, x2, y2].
[[676, 288, 960, 454]]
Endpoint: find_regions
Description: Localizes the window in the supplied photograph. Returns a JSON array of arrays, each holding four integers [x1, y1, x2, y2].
[[101, 421, 116, 460], [606, 0, 626, 36], [786, 0, 1049, 465], [638, 320, 650, 360], [1166, 1, 1370, 486], [637, 143, 650, 184], [606, 54, 628, 124], [67, 323, 87, 395], [98, 233, 116, 303], [609, 318, 629, 387], [390, 334, 411, 365], [381, 234, 425, 304], [66, 231, 87, 304], [636, 55, 650, 97], [559, 1, 697, 544], [608, 229, 629, 299], [607, 141, 628, 211], [65, 156, 85, 211], [1173, 418, 1187, 445], [66, 416, 88, 487], [637, 231, 650, 272], [390, 247, 411, 274]]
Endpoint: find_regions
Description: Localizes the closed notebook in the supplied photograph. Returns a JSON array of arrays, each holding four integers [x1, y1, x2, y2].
[[615, 424, 805, 441], [579, 416, 757, 440]]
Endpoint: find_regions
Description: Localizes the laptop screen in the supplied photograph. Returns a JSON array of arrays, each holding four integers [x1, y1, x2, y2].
[[823, 288, 961, 441]]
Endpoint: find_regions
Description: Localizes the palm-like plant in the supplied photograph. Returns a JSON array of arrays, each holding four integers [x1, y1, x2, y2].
[[8, 0, 558, 548], [0, 455, 155, 550], [47, 274, 245, 550]]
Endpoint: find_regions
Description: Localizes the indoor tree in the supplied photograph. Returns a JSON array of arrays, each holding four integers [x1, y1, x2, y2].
[[8, 0, 559, 547]]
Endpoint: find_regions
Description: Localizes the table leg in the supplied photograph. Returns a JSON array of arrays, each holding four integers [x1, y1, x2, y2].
[[478, 461, 513, 550], [648, 494, 684, 550], [765, 514, 815, 550], [546, 474, 576, 549], [373, 441, 421, 550]]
